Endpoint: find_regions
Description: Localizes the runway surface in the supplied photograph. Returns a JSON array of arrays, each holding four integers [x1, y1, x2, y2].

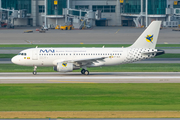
[[0, 72, 180, 83]]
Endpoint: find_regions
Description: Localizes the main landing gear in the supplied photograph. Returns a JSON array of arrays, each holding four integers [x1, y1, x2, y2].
[[81, 69, 89, 75], [33, 66, 37, 75]]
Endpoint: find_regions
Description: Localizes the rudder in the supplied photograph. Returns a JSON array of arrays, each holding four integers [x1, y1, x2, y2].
[[130, 21, 161, 49]]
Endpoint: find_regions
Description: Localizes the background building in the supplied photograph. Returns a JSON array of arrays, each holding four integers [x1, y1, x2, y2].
[[121, 0, 167, 26], [0, 0, 180, 27]]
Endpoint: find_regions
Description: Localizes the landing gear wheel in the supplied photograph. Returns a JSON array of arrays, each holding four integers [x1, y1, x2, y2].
[[81, 69, 85, 74], [33, 71, 37, 75], [84, 70, 89, 75], [33, 66, 37, 75]]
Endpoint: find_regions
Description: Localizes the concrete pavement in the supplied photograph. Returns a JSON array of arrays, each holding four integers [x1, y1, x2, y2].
[[1, 72, 180, 83]]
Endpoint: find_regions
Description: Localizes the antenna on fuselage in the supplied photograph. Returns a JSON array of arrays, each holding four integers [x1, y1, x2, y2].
[[36, 46, 38, 48]]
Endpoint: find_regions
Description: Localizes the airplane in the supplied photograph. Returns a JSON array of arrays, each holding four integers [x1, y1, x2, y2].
[[11, 21, 164, 75]]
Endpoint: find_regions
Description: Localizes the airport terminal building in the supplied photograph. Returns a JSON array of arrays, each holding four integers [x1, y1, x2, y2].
[[0, 0, 180, 28]]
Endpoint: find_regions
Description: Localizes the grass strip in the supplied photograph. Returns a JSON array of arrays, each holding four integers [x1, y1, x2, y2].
[[1, 53, 180, 58], [0, 63, 180, 72], [1, 84, 180, 111], [154, 53, 180, 58], [0, 44, 179, 48], [0, 54, 16, 58]]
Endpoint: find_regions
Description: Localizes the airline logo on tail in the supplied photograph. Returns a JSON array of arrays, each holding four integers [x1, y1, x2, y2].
[[146, 35, 153, 43], [62, 62, 67, 67]]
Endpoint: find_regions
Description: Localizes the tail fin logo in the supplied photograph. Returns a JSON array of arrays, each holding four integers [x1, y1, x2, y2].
[[146, 35, 153, 43], [62, 62, 67, 67]]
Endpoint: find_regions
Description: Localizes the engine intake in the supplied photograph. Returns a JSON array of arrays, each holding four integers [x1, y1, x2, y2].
[[54, 62, 73, 72]]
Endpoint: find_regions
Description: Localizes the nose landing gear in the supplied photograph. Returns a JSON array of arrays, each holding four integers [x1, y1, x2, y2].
[[33, 66, 37, 75]]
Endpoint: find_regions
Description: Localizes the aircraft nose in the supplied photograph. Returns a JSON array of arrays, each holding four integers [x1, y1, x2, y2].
[[11, 56, 19, 64]]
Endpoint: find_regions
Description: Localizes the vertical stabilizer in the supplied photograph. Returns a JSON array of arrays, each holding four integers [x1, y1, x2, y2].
[[130, 21, 161, 49]]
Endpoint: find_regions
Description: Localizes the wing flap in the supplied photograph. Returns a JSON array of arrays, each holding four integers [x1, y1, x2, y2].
[[72, 57, 107, 62], [65, 57, 107, 65]]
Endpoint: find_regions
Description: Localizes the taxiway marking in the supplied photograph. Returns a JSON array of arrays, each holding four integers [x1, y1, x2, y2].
[[48, 80, 95, 83], [115, 29, 120, 34]]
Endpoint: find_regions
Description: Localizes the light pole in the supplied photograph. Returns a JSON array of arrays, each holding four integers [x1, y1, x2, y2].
[[45, 0, 47, 27], [146, 0, 148, 27], [67, 0, 70, 22], [67, 0, 69, 9], [0, 0, 1, 24], [141, 0, 143, 26], [0, 0, 1, 9]]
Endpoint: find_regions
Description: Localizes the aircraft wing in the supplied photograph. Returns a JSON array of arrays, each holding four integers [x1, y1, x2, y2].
[[65, 57, 107, 66]]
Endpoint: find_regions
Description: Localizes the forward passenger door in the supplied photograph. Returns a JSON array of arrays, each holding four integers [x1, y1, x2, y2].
[[32, 50, 38, 60]]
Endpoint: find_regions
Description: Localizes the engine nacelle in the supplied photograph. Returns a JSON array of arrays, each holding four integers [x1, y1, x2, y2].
[[54, 62, 73, 72]]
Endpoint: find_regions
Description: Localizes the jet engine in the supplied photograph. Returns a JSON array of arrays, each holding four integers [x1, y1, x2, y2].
[[54, 62, 73, 72]]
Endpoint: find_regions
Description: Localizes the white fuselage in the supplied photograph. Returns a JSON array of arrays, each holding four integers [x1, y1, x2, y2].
[[11, 21, 163, 74], [12, 47, 156, 67]]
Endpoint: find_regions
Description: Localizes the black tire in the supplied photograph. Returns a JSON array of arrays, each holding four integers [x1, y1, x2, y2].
[[66, 27, 68, 30], [33, 71, 37, 75], [70, 27, 72, 30], [81, 69, 85, 74]]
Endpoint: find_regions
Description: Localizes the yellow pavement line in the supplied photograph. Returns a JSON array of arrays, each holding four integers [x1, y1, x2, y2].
[[48, 80, 95, 83], [1, 111, 180, 118], [115, 29, 120, 34]]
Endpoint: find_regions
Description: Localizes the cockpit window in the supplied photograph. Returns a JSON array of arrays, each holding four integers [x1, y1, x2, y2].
[[18, 53, 27, 56]]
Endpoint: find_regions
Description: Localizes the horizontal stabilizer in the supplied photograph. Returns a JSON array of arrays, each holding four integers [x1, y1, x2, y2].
[[142, 49, 165, 56]]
